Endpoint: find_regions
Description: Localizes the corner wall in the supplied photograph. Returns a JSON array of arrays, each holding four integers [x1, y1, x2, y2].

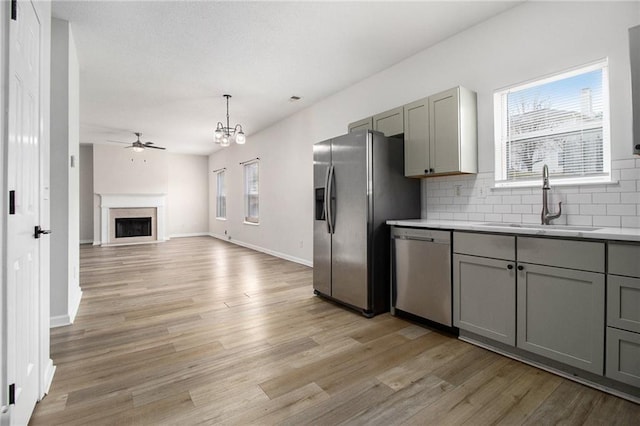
[[50, 18, 81, 327], [79, 144, 93, 243], [168, 153, 208, 237]]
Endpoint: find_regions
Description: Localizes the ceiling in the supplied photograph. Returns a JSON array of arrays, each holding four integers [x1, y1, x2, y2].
[[52, 1, 522, 155]]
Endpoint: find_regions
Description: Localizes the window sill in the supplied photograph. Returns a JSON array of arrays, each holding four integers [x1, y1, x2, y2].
[[243, 221, 259, 226], [492, 177, 617, 191]]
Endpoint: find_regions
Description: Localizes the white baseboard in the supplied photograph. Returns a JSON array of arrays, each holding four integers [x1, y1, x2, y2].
[[208, 233, 312, 267], [41, 359, 56, 397], [79, 239, 93, 245], [169, 232, 210, 239], [50, 288, 82, 328], [69, 288, 83, 323], [50, 314, 72, 328]]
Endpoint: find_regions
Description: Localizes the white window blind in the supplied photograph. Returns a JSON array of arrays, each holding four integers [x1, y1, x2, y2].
[[216, 170, 226, 219], [244, 161, 259, 223], [494, 60, 610, 187]]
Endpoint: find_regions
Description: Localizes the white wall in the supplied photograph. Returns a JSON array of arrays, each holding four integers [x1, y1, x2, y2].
[[92, 143, 169, 242], [93, 143, 169, 194], [208, 120, 313, 266], [79, 144, 93, 243], [168, 154, 209, 237], [91, 144, 209, 242], [50, 18, 81, 327], [209, 1, 640, 265]]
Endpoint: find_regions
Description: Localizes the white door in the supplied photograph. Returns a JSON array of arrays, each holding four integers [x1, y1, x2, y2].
[[7, 1, 42, 424]]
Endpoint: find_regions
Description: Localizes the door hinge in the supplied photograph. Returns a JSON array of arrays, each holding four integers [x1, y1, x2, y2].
[[9, 190, 15, 214], [8, 383, 15, 405], [10, 0, 17, 21]]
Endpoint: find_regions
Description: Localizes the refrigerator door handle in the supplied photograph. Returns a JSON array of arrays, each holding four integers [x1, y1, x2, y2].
[[326, 165, 335, 234], [324, 165, 331, 233]]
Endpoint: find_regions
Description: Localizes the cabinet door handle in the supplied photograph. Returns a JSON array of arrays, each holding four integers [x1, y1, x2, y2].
[[517, 265, 524, 271], [429, 168, 435, 173], [424, 169, 430, 174], [507, 264, 514, 270]]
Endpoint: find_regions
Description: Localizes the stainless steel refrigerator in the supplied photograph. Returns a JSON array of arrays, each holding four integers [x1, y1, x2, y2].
[[313, 130, 421, 317]]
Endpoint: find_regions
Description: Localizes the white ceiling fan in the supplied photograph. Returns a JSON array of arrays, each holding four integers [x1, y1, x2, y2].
[[109, 132, 166, 152]]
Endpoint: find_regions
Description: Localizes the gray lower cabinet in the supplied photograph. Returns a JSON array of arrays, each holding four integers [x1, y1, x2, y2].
[[606, 242, 640, 387], [453, 254, 516, 345], [607, 275, 640, 333], [517, 262, 605, 375], [606, 327, 640, 387], [453, 232, 516, 345]]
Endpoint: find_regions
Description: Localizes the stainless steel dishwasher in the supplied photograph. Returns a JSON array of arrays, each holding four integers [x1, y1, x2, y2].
[[391, 227, 452, 326]]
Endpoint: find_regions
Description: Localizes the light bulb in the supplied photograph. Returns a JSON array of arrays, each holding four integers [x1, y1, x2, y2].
[[235, 131, 246, 144], [214, 128, 223, 141], [221, 135, 230, 147], [132, 146, 144, 153]]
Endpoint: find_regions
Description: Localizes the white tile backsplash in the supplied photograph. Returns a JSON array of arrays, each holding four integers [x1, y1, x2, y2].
[[422, 160, 640, 228]]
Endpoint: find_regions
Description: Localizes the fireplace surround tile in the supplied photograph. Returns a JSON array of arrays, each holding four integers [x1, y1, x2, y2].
[[99, 194, 166, 245]]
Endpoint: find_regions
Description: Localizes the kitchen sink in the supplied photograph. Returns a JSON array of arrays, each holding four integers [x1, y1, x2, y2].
[[479, 223, 601, 232]]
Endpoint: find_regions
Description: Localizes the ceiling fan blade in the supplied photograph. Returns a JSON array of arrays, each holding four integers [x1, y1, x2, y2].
[[145, 145, 166, 150]]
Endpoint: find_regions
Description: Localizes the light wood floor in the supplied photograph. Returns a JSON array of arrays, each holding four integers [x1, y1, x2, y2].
[[30, 237, 640, 425]]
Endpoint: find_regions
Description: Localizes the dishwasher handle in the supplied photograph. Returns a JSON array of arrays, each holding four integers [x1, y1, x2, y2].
[[393, 235, 434, 242]]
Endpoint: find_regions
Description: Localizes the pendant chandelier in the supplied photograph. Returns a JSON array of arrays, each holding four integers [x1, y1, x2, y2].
[[214, 94, 246, 147]]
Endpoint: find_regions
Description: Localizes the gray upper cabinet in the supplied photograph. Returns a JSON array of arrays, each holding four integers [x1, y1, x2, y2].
[[348, 106, 403, 137], [348, 117, 373, 133], [403, 97, 429, 177], [405, 87, 478, 178], [373, 106, 403, 137], [348, 86, 477, 177]]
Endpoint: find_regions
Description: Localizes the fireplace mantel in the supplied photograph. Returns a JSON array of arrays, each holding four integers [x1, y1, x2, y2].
[[98, 193, 167, 245]]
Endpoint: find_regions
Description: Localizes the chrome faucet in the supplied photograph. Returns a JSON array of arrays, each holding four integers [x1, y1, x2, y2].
[[541, 164, 562, 225]]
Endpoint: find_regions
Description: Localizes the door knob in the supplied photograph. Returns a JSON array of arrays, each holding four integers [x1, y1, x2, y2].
[[34, 226, 51, 239], [507, 264, 514, 270], [517, 265, 524, 271]]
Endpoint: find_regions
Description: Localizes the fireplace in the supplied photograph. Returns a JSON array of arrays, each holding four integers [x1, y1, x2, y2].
[[98, 194, 166, 245], [115, 217, 152, 238]]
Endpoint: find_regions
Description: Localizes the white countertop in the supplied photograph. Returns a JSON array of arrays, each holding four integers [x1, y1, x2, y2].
[[386, 219, 640, 243]]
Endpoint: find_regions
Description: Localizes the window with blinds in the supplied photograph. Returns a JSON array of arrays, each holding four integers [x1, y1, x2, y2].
[[244, 161, 259, 224], [216, 170, 226, 219], [494, 60, 610, 187]]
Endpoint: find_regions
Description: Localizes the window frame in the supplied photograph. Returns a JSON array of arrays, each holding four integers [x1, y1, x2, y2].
[[215, 170, 226, 220], [243, 160, 259, 224], [493, 59, 611, 188]]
